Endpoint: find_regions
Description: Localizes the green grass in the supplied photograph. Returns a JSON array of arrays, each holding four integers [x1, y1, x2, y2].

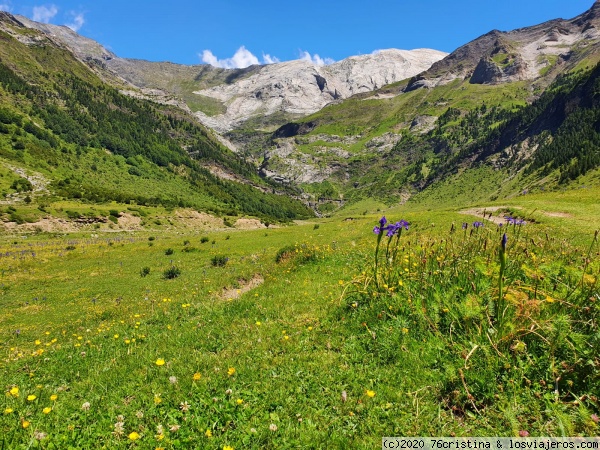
[[0, 193, 598, 448]]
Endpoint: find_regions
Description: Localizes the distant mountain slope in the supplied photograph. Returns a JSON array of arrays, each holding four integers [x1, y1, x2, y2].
[[192, 49, 448, 132], [0, 12, 313, 221], [248, 2, 600, 211], [12, 14, 447, 133], [406, 1, 600, 91]]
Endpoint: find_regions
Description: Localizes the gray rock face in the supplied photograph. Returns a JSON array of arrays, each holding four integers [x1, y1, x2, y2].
[[193, 49, 447, 132], [8, 13, 446, 134], [405, 2, 600, 91]]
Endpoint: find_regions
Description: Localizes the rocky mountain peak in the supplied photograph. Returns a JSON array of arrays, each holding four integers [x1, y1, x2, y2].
[[193, 48, 447, 132], [405, 1, 600, 91]]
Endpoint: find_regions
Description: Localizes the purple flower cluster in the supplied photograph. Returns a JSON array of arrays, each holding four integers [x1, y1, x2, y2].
[[504, 216, 526, 225], [473, 221, 484, 228], [373, 216, 409, 237]]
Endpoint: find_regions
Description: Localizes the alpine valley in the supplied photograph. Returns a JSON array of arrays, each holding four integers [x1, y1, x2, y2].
[[2, 3, 600, 223], [1, 3, 600, 448]]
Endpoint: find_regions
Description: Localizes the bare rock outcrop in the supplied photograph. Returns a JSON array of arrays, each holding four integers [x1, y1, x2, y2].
[[192, 49, 447, 132], [405, 2, 600, 91]]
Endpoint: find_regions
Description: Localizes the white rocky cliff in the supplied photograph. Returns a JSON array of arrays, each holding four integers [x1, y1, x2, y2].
[[194, 49, 447, 132]]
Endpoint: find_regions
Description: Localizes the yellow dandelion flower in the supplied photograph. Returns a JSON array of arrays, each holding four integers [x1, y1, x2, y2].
[[402, 328, 409, 334], [155, 358, 165, 366], [227, 367, 236, 376], [223, 446, 234, 450], [22, 420, 30, 429], [366, 390, 376, 398], [192, 373, 201, 381], [236, 398, 243, 405], [9, 386, 19, 397], [43, 407, 52, 414], [27, 395, 37, 401], [113, 334, 119, 339], [35, 340, 41, 345], [205, 429, 213, 437], [125, 339, 131, 344], [128, 431, 140, 440], [255, 321, 261, 326], [307, 326, 313, 331], [50, 394, 58, 401], [156, 434, 165, 441], [154, 396, 162, 405], [4, 408, 13, 414]]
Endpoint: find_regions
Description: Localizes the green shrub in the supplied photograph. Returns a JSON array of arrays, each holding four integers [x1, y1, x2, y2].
[[163, 266, 181, 279], [165, 248, 174, 256], [200, 236, 209, 243], [140, 266, 150, 277], [275, 245, 296, 263], [211, 255, 228, 267]]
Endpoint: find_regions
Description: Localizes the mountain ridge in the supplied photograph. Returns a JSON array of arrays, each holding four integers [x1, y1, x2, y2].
[[9, 13, 447, 132]]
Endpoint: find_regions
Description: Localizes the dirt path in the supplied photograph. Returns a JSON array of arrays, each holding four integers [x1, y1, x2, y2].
[[220, 274, 265, 300], [459, 206, 513, 225], [460, 205, 573, 225]]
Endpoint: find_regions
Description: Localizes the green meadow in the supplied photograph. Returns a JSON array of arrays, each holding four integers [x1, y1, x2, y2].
[[0, 188, 599, 449]]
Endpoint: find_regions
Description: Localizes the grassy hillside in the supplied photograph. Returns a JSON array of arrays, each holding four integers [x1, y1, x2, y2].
[[250, 59, 600, 214], [0, 21, 312, 223]]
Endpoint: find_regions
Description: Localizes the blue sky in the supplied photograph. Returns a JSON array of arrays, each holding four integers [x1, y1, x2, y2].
[[1, 1, 596, 67]]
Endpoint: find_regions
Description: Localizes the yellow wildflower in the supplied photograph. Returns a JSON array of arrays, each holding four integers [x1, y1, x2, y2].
[[4, 408, 13, 414], [205, 429, 213, 437], [236, 399, 243, 405], [50, 394, 58, 401], [366, 390, 376, 398], [9, 386, 19, 397], [43, 407, 52, 414], [227, 367, 236, 376], [22, 420, 30, 428], [128, 431, 140, 440], [155, 358, 165, 366], [27, 395, 37, 401], [192, 372, 201, 381]]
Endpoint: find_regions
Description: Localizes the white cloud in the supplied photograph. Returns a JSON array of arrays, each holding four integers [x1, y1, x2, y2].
[[32, 4, 58, 23], [262, 53, 280, 65], [201, 46, 280, 69], [0, 2, 12, 12], [299, 50, 334, 66], [201, 46, 259, 69], [66, 12, 85, 31]]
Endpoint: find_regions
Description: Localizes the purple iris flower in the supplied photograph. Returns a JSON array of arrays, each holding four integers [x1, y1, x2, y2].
[[473, 221, 484, 228], [374, 217, 409, 236], [462, 223, 468, 230], [501, 233, 507, 251]]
